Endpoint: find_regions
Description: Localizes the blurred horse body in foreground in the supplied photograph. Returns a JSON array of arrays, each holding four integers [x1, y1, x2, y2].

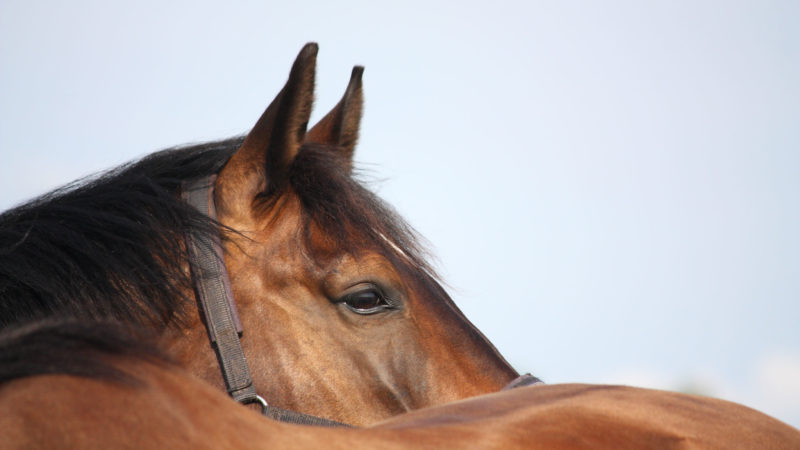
[[2, 321, 797, 449]]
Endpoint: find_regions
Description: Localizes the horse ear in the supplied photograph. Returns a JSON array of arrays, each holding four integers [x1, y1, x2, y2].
[[305, 66, 363, 168], [216, 43, 317, 216]]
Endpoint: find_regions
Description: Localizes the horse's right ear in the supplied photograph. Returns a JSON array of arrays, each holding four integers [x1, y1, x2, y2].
[[215, 43, 318, 218]]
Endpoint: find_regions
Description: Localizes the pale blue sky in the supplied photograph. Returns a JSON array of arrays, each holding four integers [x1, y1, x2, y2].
[[1, 1, 798, 426]]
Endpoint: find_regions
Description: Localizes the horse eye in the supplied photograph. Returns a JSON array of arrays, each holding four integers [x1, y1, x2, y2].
[[342, 289, 390, 314]]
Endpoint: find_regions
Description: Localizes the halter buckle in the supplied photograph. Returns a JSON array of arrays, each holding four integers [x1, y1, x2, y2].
[[239, 394, 269, 415]]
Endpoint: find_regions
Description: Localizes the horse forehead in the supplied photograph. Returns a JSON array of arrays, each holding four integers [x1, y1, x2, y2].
[[234, 231, 402, 295], [320, 252, 404, 289], [223, 194, 407, 282]]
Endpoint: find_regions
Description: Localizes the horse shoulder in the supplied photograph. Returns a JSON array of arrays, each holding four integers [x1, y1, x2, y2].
[[0, 360, 276, 449]]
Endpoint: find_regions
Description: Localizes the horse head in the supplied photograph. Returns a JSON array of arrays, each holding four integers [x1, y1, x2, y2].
[[163, 44, 519, 425]]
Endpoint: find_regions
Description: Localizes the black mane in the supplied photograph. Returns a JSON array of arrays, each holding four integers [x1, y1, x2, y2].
[[0, 138, 240, 329]]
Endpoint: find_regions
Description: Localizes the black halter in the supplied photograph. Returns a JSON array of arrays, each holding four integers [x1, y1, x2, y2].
[[181, 175, 542, 427]]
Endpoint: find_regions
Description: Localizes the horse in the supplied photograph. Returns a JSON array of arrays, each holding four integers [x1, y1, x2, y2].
[[2, 320, 798, 448], [3, 43, 798, 446], [0, 43, 525, 426]]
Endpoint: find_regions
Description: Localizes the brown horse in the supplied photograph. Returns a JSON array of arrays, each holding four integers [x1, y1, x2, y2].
[[2, 321, 798, 449], [1, 43, 798, 447], [0, 43, 519, 426]]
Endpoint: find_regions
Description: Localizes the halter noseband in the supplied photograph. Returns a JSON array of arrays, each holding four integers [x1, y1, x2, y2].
[[181, 175, 541, 427]]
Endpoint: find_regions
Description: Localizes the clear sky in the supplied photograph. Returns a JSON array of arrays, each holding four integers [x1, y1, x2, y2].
[[1, 1, 798, 427]]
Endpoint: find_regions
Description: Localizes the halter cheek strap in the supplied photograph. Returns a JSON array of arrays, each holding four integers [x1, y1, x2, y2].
[[182, 175, 264, 408], [182, 175, 349, 428]]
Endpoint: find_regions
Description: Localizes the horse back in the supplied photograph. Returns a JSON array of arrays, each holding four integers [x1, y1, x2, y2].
[[370, 383, 800, 449]]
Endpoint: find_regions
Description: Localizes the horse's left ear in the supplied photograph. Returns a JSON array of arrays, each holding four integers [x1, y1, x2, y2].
[[305, 66, 363, 168], [215, 43, 317, 218]]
